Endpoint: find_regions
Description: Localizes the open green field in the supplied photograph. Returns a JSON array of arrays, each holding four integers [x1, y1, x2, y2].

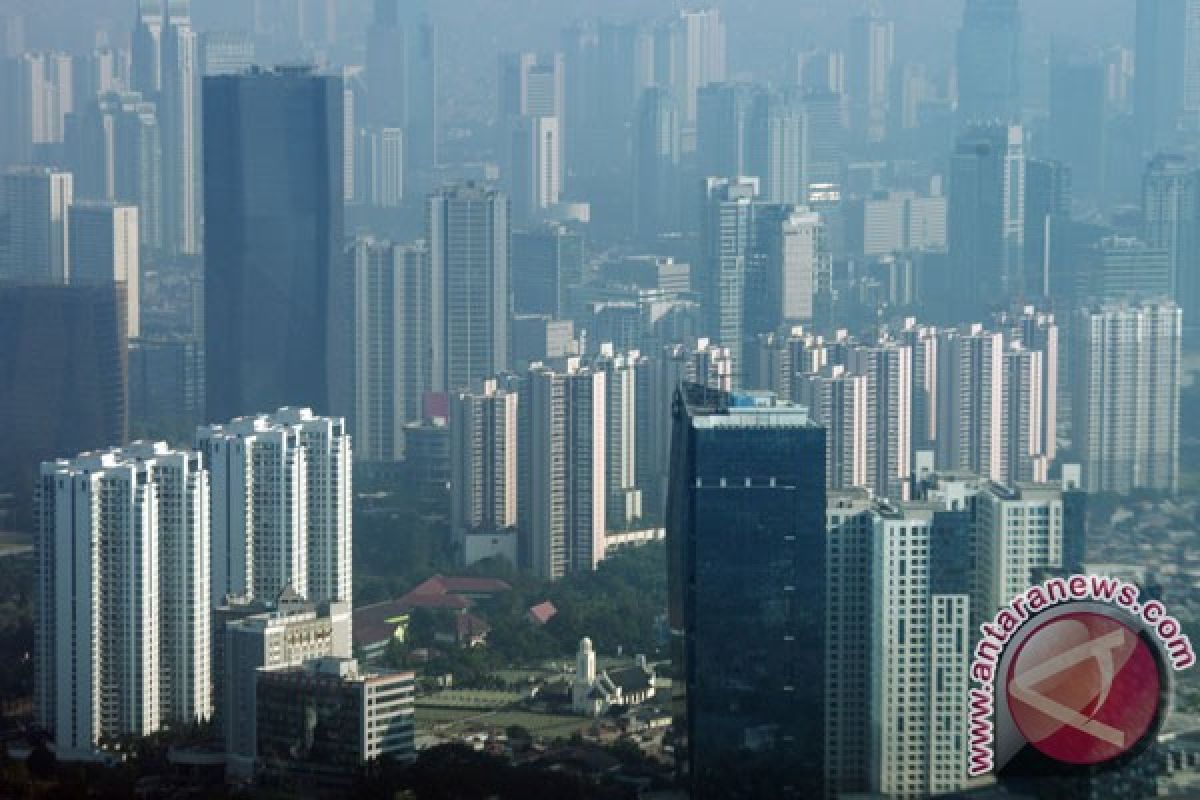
[[417, 689, 523, 710], [415, 705, 591, 739]]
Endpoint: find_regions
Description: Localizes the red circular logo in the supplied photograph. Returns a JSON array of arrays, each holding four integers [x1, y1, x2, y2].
[[1006, 611, 1162, 766]]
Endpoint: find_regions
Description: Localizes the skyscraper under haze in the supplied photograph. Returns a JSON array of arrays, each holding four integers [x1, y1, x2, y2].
[[427, 184, 510, 393], [1134, 0, 1191, 154], [0, 283, 128, 532], [203, 67, 345, 422], [948, 124, 1025, 312], [667, 385, 826, 799], [64, 90, 163, 252], [633, 87, 681, 243], [132, 0, 201, 256], [68, 202, 140, 339], [700, 176, 759, 380], [367, 0, 438, 176], [956, 0, 1021, 125], [0, 166, 73, 284], [848, 2, 894, 143], [350, 237, 430, 463]]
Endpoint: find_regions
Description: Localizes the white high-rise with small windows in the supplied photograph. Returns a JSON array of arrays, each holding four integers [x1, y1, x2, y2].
[[198, 408, 352, 607], [825, 492, 970, 799], [450, 380, 519, 554], [521, 360, 606, 579], [35, 442, 210, 759], [1072, 302, 1182, 493]]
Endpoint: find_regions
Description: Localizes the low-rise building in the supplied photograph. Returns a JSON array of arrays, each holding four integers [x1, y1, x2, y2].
[[256, 657, 415, 789]]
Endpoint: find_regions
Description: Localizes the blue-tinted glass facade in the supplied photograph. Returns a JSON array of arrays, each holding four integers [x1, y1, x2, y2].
[[203, 67, 344, 422], [667, 383, 826, 798]]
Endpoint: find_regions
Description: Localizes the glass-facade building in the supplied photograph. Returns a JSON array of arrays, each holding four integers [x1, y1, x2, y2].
[[666, 383, 827, 798], [202, 67, 345, 422]]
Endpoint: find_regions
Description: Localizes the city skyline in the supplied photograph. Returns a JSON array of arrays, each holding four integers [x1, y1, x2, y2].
[[2, 1, 1199, 797]]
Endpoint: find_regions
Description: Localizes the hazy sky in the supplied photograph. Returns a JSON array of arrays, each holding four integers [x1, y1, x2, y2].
[[1, 0, 1136, 105]]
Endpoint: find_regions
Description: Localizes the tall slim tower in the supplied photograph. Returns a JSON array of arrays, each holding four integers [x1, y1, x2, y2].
[[936, 325, 1004, 479], [160, 0, 201, 256], [851, 341, 912, 502], [700, 176, 759, 379], [633, 86, 681, 243], [427, 184, 510, 393], [450, 379, 519, 558], [520, 361, 606, 580], [667, 385, 826, 798], [848, 2, 894, 143], [132, 0, 200, 256], [203, 67, 345, 422], [1134, 0, 1190, 155], [948, 124, 1025, 311], [1143, 154, 1200, 325], [350, 237, 430, 463]]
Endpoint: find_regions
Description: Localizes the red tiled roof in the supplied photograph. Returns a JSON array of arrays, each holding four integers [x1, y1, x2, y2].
[[407, 574, 512, 597], [353, 599, 410, 646], [400, 592, 472, 610], [528, 600, 557, 625], [439, 576, 512, 593]]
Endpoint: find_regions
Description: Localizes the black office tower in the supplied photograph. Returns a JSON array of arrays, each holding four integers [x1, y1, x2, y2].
[[203, 67, 344, 422], [666, 384, 827, 799]]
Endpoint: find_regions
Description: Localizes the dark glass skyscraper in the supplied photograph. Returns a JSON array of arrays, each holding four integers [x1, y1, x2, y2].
[[203, 67, 344, 422], [1134, 0, 1189, 156], [0, 283, 128, 530], [666, 384, 826, 799], [956, 0, 1021, 125]]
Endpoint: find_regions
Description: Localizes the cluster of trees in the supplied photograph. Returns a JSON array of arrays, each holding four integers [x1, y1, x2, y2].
[[0, 554, 34, 719], [351, 744, 637, 800]]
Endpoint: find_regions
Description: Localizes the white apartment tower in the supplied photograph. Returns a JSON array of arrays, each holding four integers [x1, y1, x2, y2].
[[522, 361, 606, 579], [825, 491, 971, 798], [198, 408, 352, 606], [898, 319, 939, 452], [1072, 303, 1182, 493], [351, 237, 430, 462], [936, 325, 1003, 480], [450, 380, 520, 549], [797, 366, 868, 491], [975, 482, 1065, 623], [869, 506, 969, 798], [999, 343, 1048, 483], [594, 346, 646, 529], [851, 341, 912, 502], [35, 443, 210, 758]]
